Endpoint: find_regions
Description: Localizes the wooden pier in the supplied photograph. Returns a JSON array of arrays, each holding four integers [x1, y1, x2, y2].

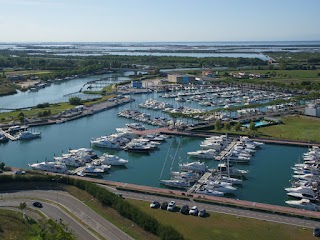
[[187, 171, 212, 193], [0, 128, 17, 141], [215, 141, 237, 161]]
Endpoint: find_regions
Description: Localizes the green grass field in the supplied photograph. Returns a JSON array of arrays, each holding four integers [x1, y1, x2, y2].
[[0, 209, 34, 240], [257, 115, 320, 142], [5, 70, 54, 76], [128, 199, 315, 240]]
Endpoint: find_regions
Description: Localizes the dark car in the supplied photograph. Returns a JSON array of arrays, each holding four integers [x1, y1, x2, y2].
[[33, 201, 43, 208], [198, 209, 206, 217], [314, 227, 320, 237], [180, 204, 189, 214], [160, 201, 168, 210]]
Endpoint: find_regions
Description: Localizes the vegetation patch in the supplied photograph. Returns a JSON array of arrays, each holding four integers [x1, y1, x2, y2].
[[128, 199, 315, 240]]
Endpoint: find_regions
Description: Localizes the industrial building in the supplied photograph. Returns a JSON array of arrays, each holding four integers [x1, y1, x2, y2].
[[167, 74, 196, 84], [304, 103, 320, 117]]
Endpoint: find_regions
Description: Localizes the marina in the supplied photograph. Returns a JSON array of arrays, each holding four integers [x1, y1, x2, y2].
[[0, 72, 316, 208]]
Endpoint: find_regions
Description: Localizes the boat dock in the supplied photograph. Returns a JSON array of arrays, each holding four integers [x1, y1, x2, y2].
[[0, 128, 17, 141], [187, 171, 212, 193], [215, 140, 237, 161]]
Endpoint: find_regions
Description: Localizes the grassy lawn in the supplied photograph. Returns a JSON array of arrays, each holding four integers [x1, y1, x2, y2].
[[0, 102, 74, 123], [5, 70, 54, 76], [197, 115, 320, 143], [128, 199, 315, 240], [64, 185, 159, 240], [0, 209, 35, 240], [257, 115, 320, 142]]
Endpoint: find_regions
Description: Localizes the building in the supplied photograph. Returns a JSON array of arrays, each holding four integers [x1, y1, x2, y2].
[[131, 80, 143, 88], [167, 74, 196, 84], [304, 103, 320, 117]]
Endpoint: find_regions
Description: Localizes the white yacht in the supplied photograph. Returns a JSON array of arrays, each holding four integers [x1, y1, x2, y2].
[[225, 152, 250, 163], [125, 123, 146, 131], [239, 136, 263, 147], [195, 188, 224, 197], [90, 137, 122, 149], [160, 179, 190, 189], [285, 199, 319, 211], [217, 163, 248, 178], [16, 131, 41, 140], [287, 192, 317, 201], [205, 181, 237, 193], [170, 171, 201, 182], [54, 155, 83, 167], [28, 161, 69, 174], [68, 148, 98, 160], [97, 153, 128, 166], [78, 164, 104, 177], [187, 149, 217, 159], [124, 142, 152, 152], [179, 161, 207, 172]]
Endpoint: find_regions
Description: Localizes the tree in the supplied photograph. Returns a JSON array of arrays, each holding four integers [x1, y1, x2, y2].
[[68, 97, 81, 105], [249, 121, 257, 131], [19, 202, 27, 217], [224, 122, 231, 130], [234, 122, 242, 132], [215, 119, 222, 131]]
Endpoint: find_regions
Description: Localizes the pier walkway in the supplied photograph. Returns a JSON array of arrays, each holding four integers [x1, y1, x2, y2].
[[215, 140, 237, 161], [0, 128, 17, 141], [187, 171, 212, 193]]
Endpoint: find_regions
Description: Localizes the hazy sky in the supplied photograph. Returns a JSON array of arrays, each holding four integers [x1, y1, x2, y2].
[[1, 0, 319, 42]]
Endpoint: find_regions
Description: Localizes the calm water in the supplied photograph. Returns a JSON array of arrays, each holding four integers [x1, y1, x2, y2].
[[0, 73, 130, 110], [0, 87, 307, 206]]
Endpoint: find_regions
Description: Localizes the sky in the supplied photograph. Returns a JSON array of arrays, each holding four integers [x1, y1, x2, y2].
[[0, 0, 319, 42]]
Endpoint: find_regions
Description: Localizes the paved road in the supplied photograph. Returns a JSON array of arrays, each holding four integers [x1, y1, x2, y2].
[[0, 190, 133, 240], [103, 186, 320, 229]]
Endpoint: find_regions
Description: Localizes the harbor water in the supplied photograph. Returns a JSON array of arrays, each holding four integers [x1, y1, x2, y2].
[[0, 74, 308, 207]]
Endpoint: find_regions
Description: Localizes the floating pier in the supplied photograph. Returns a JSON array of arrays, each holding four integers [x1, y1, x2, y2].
[[215, 140, 237, 161], [187, 171, 212, 193], [0, 128, 17, 141]]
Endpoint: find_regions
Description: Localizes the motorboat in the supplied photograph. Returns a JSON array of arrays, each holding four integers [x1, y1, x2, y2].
[[179, 161, 207, 172], [285, 199, 319, 211], [160, 179, 190, 189], [97, 153, 128, 166], [124, 142, 152, 152], [225, 152, 250, 163], [125, 123, 146, 131], [195, 188, 224, 197], [78, 164, 105, 177], [287, 192, 317, 201], [68, 148, 98, 160], [7, 125, 28, 133], [0, 133, 8, 143], [205, 181, 237, 193], [16, 131, 41, 140], [187, 149, 217, 159], [217, 163, 248, 178], [54, 155, 84, 167], [90, 137, 122, 149], [28, 161, 69, 174], [239, 136, 263, 147], [170, 171, 201, 182], [213, 175, 243, 185]]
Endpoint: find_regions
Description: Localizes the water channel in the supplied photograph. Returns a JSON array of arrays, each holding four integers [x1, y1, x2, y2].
[[0, 73, 308, 207]]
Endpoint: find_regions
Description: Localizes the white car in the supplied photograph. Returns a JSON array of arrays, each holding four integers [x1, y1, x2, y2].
[[189, 205, 198, 215], [149, 201, 160, 208], [167, 201, 176, 211]]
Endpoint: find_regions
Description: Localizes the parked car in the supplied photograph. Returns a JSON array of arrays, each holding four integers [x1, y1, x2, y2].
[[150, 201, 160, 209], [314, 227, 320, 237], [32, 201, 43, 208], [167, 201, 176, 211], [179, 204, 189, 214], [160, 201, 168, 210], [189, 205, 198, 215], [198, 209, 206, 217]]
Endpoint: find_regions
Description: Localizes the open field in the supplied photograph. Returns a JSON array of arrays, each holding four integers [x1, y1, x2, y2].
[[257, 115, 320, 142], [5, 70, 54, 76], [128, 199, 315, 240]]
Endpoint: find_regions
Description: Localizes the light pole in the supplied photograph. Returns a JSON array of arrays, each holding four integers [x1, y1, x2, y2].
[[52, 176, 62, 205]]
